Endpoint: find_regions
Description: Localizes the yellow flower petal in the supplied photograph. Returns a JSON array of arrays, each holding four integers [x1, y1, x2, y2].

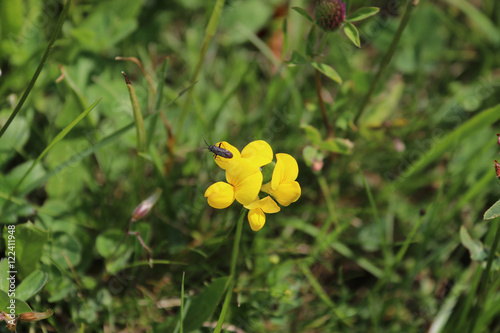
[[234, 171, 262, 205], [261, 181, 272, 195], [270, 181, 301, 206], [214, 141, 241, 170], [244, 199, 264, 210], [241, 140, 273, 168], [271, 153, 299, 190], [204, 182, 235, 209], [226, 159, 263, 206], [260, 196, 280, 213], [244, 196, 280, 213], [248, 208, 266, 231]]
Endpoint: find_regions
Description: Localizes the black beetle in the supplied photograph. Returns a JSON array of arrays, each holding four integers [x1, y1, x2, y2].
[[203, 138, 233, 159]]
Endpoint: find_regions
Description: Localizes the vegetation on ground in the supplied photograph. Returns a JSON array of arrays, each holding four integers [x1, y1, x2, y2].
[[1, 0, 500, 332]]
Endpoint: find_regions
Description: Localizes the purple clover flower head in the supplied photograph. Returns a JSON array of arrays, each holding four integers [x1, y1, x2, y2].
[[315, 0, 346, 32]]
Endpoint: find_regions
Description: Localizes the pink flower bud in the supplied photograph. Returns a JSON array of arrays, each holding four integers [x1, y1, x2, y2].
[[131, 189, 162, 221]]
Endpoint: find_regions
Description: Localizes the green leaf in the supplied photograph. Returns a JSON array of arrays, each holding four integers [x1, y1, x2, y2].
[[291, 6, 313, 23], [301, 124, 322, 145], [0, 160, 46, 195], [460, 226, 487, 261], [484, 198, 500, 220], [3, 222, 49, 278], [96, 230, 125, 259], [261, 162, 276, 184], [0, 259, 10, 292], [15, 270, 48, 301], [0, 290, 9, 310], [70, 0, 143, 52], [50, 232, 82, 270], [0, 290, 32, 314], [310, 62, 342, 84], [318, 138, 354, 155], [285, 50, 307, 66], [346, 7, 380, 22], [0, 113, 29, 166], [182, 277, 230, 332], [343, 21, 360, 48]]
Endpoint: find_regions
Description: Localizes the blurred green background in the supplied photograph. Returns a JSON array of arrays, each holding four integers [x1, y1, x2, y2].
[[1, 0, 500, 332]]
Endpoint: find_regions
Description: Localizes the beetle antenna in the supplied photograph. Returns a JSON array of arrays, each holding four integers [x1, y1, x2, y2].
[[202, 134, 209, 147]]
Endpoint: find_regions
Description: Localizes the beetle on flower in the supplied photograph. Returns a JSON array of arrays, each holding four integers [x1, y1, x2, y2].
[[204, 140, 301, 231]]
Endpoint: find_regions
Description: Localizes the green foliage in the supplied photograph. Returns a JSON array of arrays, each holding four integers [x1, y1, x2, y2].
[[181, 276, 230, 332], [484, 199, 500, 220], [3, 223, 49, 278], [343, 21, 360, 47], [1, 0, 500, 332], [346, 7, 380, 22]]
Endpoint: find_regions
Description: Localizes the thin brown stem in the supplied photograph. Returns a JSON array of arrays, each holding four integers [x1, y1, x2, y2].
[[353, 0, 417, 125], [315, 69, 334, 138]]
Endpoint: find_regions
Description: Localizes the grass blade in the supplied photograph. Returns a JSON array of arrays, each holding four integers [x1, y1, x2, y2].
[[122, 72, 146, 154], [2, 98, 100, 213], [397, 103, 500, 183]]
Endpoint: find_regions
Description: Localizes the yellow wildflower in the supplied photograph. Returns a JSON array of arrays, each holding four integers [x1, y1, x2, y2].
[[244, 196, 280, 231], [261, 153, 301, 206], [214, 140, 273, 170], [205, 158, 263, 208], [205, 141, 301, 232]]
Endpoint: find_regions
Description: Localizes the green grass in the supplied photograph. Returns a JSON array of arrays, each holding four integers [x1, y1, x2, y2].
[[1, 0, 500, 332]]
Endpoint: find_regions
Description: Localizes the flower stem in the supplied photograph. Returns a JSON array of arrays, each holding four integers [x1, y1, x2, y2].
[[213, 208, 246, 333], [353, 0, 417, 125]]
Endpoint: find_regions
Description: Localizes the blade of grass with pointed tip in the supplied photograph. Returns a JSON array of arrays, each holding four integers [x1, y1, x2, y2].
[[123, 73, 146, 154]]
